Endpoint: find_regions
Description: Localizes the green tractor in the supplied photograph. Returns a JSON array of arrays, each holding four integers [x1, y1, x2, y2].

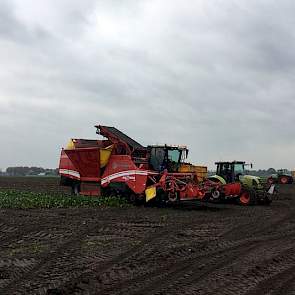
[[267, 169, 293, 185], [209, 161, 273, 205]]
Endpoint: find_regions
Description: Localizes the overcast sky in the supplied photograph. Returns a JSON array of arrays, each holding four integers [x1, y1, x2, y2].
[[1, 0, 295, 170]]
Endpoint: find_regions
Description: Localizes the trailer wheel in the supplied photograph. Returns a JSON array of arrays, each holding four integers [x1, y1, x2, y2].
[[167, 191, 178, 203], [238, 188, 256, 206]]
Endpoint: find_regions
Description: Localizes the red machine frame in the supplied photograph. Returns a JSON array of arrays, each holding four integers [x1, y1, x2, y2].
[[59, 125, 207, 201]]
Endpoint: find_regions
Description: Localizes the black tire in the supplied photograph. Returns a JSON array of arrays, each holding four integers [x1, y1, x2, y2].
[[129, 193, 145, 206], [167, 191, 179, 203], [209, 189, 223, 203], [71, 183, 81, 196], [238, 187, 256, 206]]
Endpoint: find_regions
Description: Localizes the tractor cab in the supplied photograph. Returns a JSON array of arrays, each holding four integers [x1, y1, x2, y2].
[[277, 169, 292, 176], [215, 161, 246, 183], [148, 145, 188, 173]]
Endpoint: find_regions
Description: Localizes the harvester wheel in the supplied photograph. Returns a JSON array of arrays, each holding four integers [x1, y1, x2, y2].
[[129, 193, 136, 203], [129, 193, 144, 206], [210, 189, 222, 203], [71, 183, 80, 196], [167, 191, 178, 203], [238, 188, 256, 206]]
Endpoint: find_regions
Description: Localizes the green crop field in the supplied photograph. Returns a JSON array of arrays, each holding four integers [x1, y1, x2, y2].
[[0, 190, 127, 209]]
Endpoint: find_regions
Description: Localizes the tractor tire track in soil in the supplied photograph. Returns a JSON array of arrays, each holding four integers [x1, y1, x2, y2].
[[169, 235, 295, 295], [1, 220, 163, 295], [62, 199, 295, 295], [107, 229, 295, 295], [0, 177, 295, 294]]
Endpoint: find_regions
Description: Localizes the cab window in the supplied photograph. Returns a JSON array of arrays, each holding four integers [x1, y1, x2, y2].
[[168, 150, 180, 162], [234, 163, 244, 175]]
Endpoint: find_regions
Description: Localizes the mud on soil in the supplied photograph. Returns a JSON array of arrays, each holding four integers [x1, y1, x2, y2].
[[0, 177, 295, 295]]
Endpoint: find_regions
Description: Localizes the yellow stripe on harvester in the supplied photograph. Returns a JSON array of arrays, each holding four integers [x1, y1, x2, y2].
[[66, 139, 75, 149], [145, 186, 156, 202], [99, 144, 113, 168]]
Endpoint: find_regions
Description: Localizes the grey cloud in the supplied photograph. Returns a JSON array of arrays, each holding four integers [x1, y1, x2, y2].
[[0, 2, 26, 42], [0, 1, 51, 45]]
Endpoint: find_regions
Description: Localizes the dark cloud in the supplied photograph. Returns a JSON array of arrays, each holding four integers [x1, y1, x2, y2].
[[1, 0, 295, 170], [0, 1, 27, 42]]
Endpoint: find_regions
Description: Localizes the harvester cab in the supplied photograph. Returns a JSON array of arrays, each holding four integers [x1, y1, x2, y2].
[[148, 145, 188, 173]]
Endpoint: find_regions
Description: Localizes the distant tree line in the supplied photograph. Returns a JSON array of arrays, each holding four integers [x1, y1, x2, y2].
[[3, 167, 58, 176]]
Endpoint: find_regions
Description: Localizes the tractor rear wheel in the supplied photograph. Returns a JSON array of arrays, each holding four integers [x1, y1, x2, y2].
[[279, 176, 289, 184], [238, 188, 256, 206]]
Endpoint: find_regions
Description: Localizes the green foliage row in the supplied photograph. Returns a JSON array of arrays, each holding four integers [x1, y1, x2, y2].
[[0, 190, 127, 209]]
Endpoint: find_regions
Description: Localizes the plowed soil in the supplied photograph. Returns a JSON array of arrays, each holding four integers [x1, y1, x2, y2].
[[0, 177, 295, 295]]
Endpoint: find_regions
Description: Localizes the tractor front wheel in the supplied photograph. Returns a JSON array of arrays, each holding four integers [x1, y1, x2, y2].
[[238, 188, 256, 206]]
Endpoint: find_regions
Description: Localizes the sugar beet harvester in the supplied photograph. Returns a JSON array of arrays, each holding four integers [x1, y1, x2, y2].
[[59, 125, 207, 203], [59, 125, 274, 205]]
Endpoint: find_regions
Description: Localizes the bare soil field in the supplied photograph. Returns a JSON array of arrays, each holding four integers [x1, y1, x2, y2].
[[0, 177, 295, 295], [0, 176, 70, 194]]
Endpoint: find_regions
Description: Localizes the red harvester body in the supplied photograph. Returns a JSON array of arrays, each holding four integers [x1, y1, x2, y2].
[[59, 125, 207, 203]]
